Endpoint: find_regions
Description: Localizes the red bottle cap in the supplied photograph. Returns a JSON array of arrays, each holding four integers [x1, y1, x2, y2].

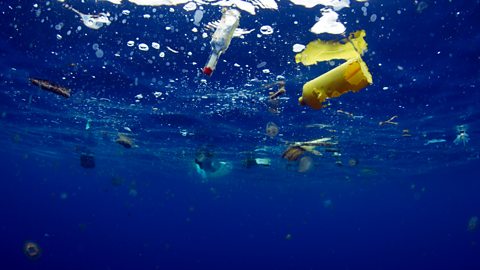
[[203, 67, 213, 76]]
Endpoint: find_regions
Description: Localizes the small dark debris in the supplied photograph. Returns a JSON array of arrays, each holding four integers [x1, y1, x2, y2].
[[80, 153, 95, 168]]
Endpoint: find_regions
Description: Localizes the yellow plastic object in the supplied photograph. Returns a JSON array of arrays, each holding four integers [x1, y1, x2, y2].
[[295, 30, 368, 66], [298, 57, 373, 109]]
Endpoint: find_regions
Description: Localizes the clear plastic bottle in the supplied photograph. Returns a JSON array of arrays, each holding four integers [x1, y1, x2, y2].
[[203, 8, 241, 76]]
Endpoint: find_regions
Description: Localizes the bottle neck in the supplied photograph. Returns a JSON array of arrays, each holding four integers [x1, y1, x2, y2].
[[206, 51, 221, 70]]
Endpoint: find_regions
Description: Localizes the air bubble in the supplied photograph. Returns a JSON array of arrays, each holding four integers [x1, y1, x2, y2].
[[95, 49, 104, 58]]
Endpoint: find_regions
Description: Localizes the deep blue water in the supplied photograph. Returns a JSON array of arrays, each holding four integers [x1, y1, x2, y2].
[[1, 0, 480, 269]]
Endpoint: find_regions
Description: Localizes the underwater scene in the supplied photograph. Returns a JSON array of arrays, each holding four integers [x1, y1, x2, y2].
[[1, 0, 479, 269]]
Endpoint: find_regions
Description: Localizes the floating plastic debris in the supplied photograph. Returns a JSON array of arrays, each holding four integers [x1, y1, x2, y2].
[[127, 0, 277, 15], [64, 4, 111, 30], [23, 242, 42, 260], [29, 77, 71, 98], [85, 119, 92, 130], [454, 125, 470, 146], [292, 44, 305, 53], [402, 129, 412, 137], [310, 8, 345, 35], [193, 9, 204, 26], [101, 0, 123, 4], [138, 43, 149, 51], [242, 154, 270, 168], [55, 22, 64, 31], [183, 2, 197, 11], [205, 21, 254, 38], [254, 158, 271, 166], [379, 115, 398, 126], [256, 61, 267, 68], [265, 76, 287, 100], [212, 0, 256, 15], [266, 122, 279, 138], [416, 1, 429, 13], [298, 156, 313, 172], [424, 139, 446, 145], [468, 216, 478, 232], [127, 40, 135, 47], [202, 8, 240, 76], [194, 147, 233, 180], [295, 30, 368, 66], [153, 91, 163, 98], [116, 134, 134, 148], [305, 123, 331, 129], [290, 0, 349, 10], [259, 25, 274, 35], [152, 42, 160, 49], [299, 57, 372, 109], [348, 158, 359, 166], [129, 0, 189, 6], [166, 46, 179, 53], [95, 49, 104, 58], [282, 138, 336, 161]]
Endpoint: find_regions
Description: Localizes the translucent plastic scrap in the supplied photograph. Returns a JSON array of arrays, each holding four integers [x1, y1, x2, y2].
[[212, 0, 256, 15], [127, 0, 277, 14], [468, 216, 479, 232], [116, 133, 134, 148], [64, 4, 111, 30], [295, 30, 368, 66], [99, 0, 123, 4], [205, 21, 253, 38], [289, 0, 350, 10], [194, 147, 232, 180], [310, 8, 345, 35], [265, 121, 279, 138], [128, 0, 189, 6], [454, 125, 470, 146]]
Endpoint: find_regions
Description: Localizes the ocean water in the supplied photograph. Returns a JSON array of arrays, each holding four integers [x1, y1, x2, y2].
[[1, 0, 479, 269]]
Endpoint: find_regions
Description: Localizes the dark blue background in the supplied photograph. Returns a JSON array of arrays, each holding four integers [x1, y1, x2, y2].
[[1, 0, 480, 269]]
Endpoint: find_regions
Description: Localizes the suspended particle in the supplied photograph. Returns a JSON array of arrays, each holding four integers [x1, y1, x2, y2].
[[266, 122, 279, 138], [138, 43, 149, 51], [23, 241, 42, 260], [298, 156, 313, 173], [152, 42, 160, 49], [292, 44, 305, 53], [259, 25, 274, 35]]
